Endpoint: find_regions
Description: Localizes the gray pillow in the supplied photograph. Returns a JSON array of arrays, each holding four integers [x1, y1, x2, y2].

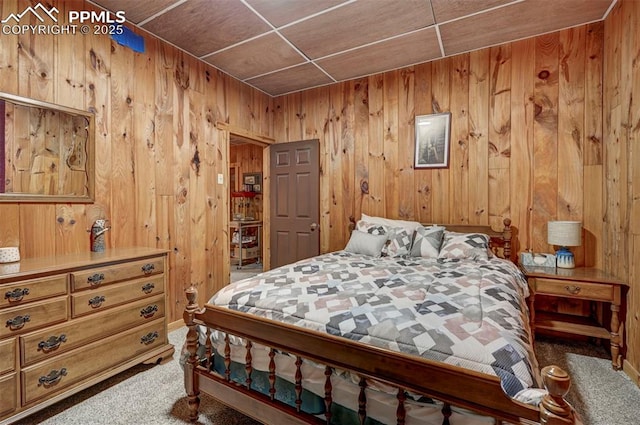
[[438, 231, 492, 260], [410, 225, 445, 258], [344, 230, 388, 257]]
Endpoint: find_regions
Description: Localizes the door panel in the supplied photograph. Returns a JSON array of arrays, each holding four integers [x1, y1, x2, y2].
[[270, 140, 320, 268]]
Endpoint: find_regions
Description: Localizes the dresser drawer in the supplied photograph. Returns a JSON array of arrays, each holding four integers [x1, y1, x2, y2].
[[71, 275, 164, 317], [0, 338, 16, 374], [21, 294, 165, 366], [0, 373, 17, 416], [534, 278, 615, 301], [0, 297, 68, 338], [21, 319, 166, 405], [1, 275, 67, 309], [71, 257, 165, 291]]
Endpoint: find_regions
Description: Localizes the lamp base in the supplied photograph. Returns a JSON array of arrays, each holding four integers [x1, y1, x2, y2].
[[555, 247, 575, 269]]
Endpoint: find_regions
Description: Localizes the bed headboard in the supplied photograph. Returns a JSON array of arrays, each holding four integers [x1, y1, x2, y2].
[[348, 217, 514, 262]]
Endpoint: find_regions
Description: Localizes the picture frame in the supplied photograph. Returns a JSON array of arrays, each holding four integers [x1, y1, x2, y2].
[[414, 112, 451, 169], [243, 173, 262, 192]]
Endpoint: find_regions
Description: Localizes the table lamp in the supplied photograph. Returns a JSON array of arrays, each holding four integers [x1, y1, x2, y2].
[[547, 221, 582, 268]]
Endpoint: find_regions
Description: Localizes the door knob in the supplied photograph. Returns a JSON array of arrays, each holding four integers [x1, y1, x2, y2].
[[310, 222, 319, 231]]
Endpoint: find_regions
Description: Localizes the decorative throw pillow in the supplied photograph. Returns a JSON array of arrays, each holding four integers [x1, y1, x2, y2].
[[344, 230, 388, 257], [438, 231, 492, 260], [356, 220, 388, 236], [385, 227, 414, 257], [410, 225, 445, 258]]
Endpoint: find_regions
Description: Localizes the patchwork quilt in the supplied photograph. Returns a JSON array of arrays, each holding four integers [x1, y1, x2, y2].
[[210, 251, 540, 398]]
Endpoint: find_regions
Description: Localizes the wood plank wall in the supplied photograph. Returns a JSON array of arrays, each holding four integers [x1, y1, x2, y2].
[[0, 0, 273, 321], [273, 24, 604, 267], [604, 0, 640, 383]]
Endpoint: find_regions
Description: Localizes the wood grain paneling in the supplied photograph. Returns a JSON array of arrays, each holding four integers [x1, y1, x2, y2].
[[603, 0, 640, 382], [0, 0, 272, 323]]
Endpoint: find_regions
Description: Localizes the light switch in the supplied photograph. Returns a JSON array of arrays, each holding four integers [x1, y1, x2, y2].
[[217, 174, 224, 184]]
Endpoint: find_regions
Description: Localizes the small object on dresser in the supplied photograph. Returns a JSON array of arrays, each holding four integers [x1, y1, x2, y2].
[[89, 219, 111, 252], [0, 246, 20, 263]]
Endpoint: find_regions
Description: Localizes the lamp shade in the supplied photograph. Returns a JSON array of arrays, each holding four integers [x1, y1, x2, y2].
[[547, 221, 582, 247]]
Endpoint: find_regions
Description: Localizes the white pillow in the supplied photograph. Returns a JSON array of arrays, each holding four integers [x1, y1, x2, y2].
[[344, 230, 388, 257], [360, 213, 421, 234], [410, 225, 445, 258]]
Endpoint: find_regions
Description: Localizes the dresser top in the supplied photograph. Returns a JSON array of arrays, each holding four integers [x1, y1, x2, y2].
[[0, 247, 168, 281]]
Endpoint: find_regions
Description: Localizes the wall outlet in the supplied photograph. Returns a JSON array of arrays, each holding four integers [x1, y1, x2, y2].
[[217, 174, 224, 184]]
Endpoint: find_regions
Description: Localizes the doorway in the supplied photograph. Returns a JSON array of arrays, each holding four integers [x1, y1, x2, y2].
[[227, 131, 270, 281]]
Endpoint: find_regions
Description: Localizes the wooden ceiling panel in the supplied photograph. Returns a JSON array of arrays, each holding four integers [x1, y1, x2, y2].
[[440, 0, 612, 55], [141, 0, 271, 57], [92, 0, 179, 24], [246, 63, 334, 96], [431, 0, 516, 23], [280, 0, 435, 59], [205, 33, 306, 80], [245, 0, 347, 27], [92, 0, 616, 96], [317, 27, 442, 81]]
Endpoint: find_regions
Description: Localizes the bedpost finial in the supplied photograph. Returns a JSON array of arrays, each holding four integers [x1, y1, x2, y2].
[[540, 365, 575, 424], [503, 217, 512, 228], [185, 285, 199, 313]]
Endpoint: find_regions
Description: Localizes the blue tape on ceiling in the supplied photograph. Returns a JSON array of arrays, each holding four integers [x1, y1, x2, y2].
[[111, 25, 145, 53]]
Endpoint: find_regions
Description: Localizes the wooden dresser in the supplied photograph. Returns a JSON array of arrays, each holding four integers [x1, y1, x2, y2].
[[0, 248, 174, 424]]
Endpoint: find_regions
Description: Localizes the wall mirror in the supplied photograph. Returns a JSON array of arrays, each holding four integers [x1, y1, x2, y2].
[[0, 92, 95, 203]]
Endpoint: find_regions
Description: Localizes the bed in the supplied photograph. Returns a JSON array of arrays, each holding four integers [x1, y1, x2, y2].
[[183, 217, 579, 425]]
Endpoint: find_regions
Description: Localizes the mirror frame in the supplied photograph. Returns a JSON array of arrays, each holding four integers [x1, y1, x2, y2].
[[0, 92, 95, 203]]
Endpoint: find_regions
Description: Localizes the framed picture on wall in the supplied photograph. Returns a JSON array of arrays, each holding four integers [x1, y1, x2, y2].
[[414, 112, 451, 169], [243, 173, 262, 192]]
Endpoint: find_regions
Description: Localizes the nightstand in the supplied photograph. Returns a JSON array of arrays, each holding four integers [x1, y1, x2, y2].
[[519, 264, 627, 370]]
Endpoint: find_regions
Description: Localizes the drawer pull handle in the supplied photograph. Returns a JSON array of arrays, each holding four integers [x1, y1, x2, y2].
[[88, 295, 106, 308], [141, 283, 155, 294], [39, 368, 67, 387], [141, 263, 155, 274], [5, 287, 30, 302], [564, 285, 581, 295], [140, 305, 158, 318], [87, 273, 105, 286], [38, 334, 67, 352], [141, 331, 159, 345], [6, 314, 30, 329]]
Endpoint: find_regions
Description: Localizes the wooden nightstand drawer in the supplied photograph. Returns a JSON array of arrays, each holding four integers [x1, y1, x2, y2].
[[0, 297, 68, 338], [71, 258, 164, 291], [534, 277, 614, 301], [1, 275, 67, 309], [71, 275, 164, 317]]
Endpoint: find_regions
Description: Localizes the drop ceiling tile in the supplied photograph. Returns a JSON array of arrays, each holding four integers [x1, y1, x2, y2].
[[205, 33, 306, 80], [92, 0, 180, 24], [141, 0, 272, 57], [317, 27, 442, 82], [280, 0, 435, 59], [430, 0, 515, 23], [440, 0, 612, 55], [246, 63, 333, 96], [245, 0, 347, 27]]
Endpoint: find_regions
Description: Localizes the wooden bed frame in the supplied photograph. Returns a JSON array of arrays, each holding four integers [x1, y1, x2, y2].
[[183, 218, 579, 425]]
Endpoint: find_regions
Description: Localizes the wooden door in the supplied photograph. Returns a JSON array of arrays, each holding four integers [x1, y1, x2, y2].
[[269, 140, 320, 268]]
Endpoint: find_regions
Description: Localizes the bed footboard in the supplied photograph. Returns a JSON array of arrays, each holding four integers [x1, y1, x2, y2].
[[184, 286, 578, 425]]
